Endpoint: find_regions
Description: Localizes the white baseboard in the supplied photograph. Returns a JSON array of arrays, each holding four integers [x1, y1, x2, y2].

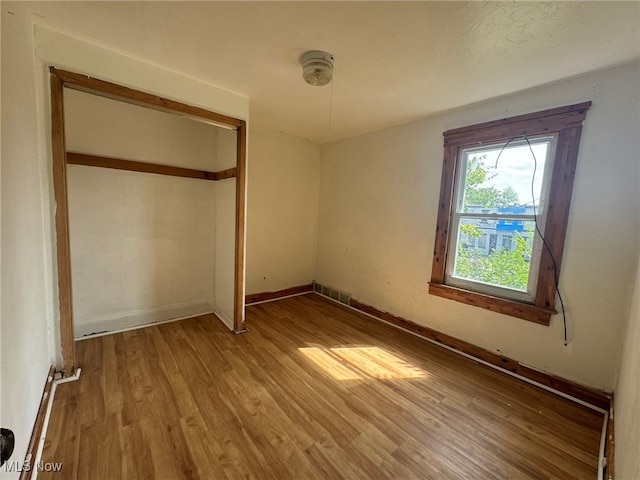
[[74, 300, 216, 338], [214, 308, 234, 330]]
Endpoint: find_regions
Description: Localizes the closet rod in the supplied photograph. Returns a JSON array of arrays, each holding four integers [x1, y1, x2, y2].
[[66, 152, 236, 181]]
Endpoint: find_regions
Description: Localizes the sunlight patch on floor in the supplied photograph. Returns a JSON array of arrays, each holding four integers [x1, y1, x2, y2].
[[299, 346, 428, 380]]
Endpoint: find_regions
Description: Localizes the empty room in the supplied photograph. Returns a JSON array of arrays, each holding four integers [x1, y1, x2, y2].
[[1, 2, 639, 479]]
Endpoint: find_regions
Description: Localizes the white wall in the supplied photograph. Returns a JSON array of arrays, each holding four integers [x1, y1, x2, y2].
[[316, 62, 640, 390], [68, 166, 217, 337], [615, 256, 640, 479], [1, 4, 248, 477], [246, 126, 321, 294], [64, 88, 221, 170], [1, 8, 54, 478], [65, 90, 221, 337]]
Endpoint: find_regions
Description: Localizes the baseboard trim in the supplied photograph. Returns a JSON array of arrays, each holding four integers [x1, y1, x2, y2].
[[214, 309, 234, 331], [245, 284, 314, 305], [19, 366, 55, 480], [336, 296, 610, 411], [74, 300, 216, 338], [605, 396, 615, 479]]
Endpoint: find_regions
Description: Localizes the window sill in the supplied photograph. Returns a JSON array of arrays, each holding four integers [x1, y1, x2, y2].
[[428, 282, 555, 325]]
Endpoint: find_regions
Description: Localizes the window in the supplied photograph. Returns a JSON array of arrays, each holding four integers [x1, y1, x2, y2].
[[447, 136, 553, 303], [429, 103, 590, 325]]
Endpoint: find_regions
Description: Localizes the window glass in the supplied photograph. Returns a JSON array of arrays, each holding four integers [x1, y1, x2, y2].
[[460, 140, 550, 213], [446, 137, 553, 301]]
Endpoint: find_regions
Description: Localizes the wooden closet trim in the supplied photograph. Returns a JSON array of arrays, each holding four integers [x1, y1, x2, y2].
[[50, 73, 75, 377], [51, 68, 243, 129], [66, 152, 237, 181], [234, 123, 248, 333], [50, 68, 248, 376]]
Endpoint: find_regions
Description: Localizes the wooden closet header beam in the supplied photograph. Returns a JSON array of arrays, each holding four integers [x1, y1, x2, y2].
[[50, 67, 245, 130], [67, 152, 236, 181]]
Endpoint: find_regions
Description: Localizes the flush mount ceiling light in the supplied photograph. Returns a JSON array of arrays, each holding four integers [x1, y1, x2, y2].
[[301, 50, 334, 87]]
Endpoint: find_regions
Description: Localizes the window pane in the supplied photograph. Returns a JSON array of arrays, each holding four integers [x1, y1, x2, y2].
[[461, 140, 550, 213], [452, 218, 536, 292]]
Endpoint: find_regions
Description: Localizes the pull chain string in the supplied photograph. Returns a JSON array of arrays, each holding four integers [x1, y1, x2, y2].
[[494, 135, 568, 346]]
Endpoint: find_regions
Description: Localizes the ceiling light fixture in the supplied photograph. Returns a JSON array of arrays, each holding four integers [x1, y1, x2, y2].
[[301, 50, 334, 87]]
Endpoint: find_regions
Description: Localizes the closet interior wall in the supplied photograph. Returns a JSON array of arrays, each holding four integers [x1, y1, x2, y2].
[[64, 88, 238, 338]]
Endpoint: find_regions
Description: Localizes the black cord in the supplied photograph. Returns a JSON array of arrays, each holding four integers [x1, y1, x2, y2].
[[493, 135, 568, 346]]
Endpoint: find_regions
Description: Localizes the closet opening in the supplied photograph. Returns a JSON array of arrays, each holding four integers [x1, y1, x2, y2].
[[49, 68, 247, 378]]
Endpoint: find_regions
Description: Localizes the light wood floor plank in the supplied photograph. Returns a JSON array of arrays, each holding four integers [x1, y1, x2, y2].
[[40, 294, 602, 479]]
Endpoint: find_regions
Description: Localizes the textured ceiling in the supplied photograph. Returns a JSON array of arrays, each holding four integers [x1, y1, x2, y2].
[[16, 1, 640, 143]]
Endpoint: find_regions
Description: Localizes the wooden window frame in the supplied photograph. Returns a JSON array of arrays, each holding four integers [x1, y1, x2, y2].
[[429, 102, 591, 325], [50, 68, 248, 377]]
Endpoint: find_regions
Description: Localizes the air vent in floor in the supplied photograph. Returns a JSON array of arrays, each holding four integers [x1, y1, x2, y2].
[[312, 281, 351, 305]]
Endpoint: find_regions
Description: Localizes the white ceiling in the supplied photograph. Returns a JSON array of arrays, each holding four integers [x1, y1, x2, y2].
[[21, 1, 640, 144]]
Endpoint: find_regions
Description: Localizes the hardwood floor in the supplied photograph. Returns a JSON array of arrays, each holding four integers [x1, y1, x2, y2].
[[40, 294, 603, 479]]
